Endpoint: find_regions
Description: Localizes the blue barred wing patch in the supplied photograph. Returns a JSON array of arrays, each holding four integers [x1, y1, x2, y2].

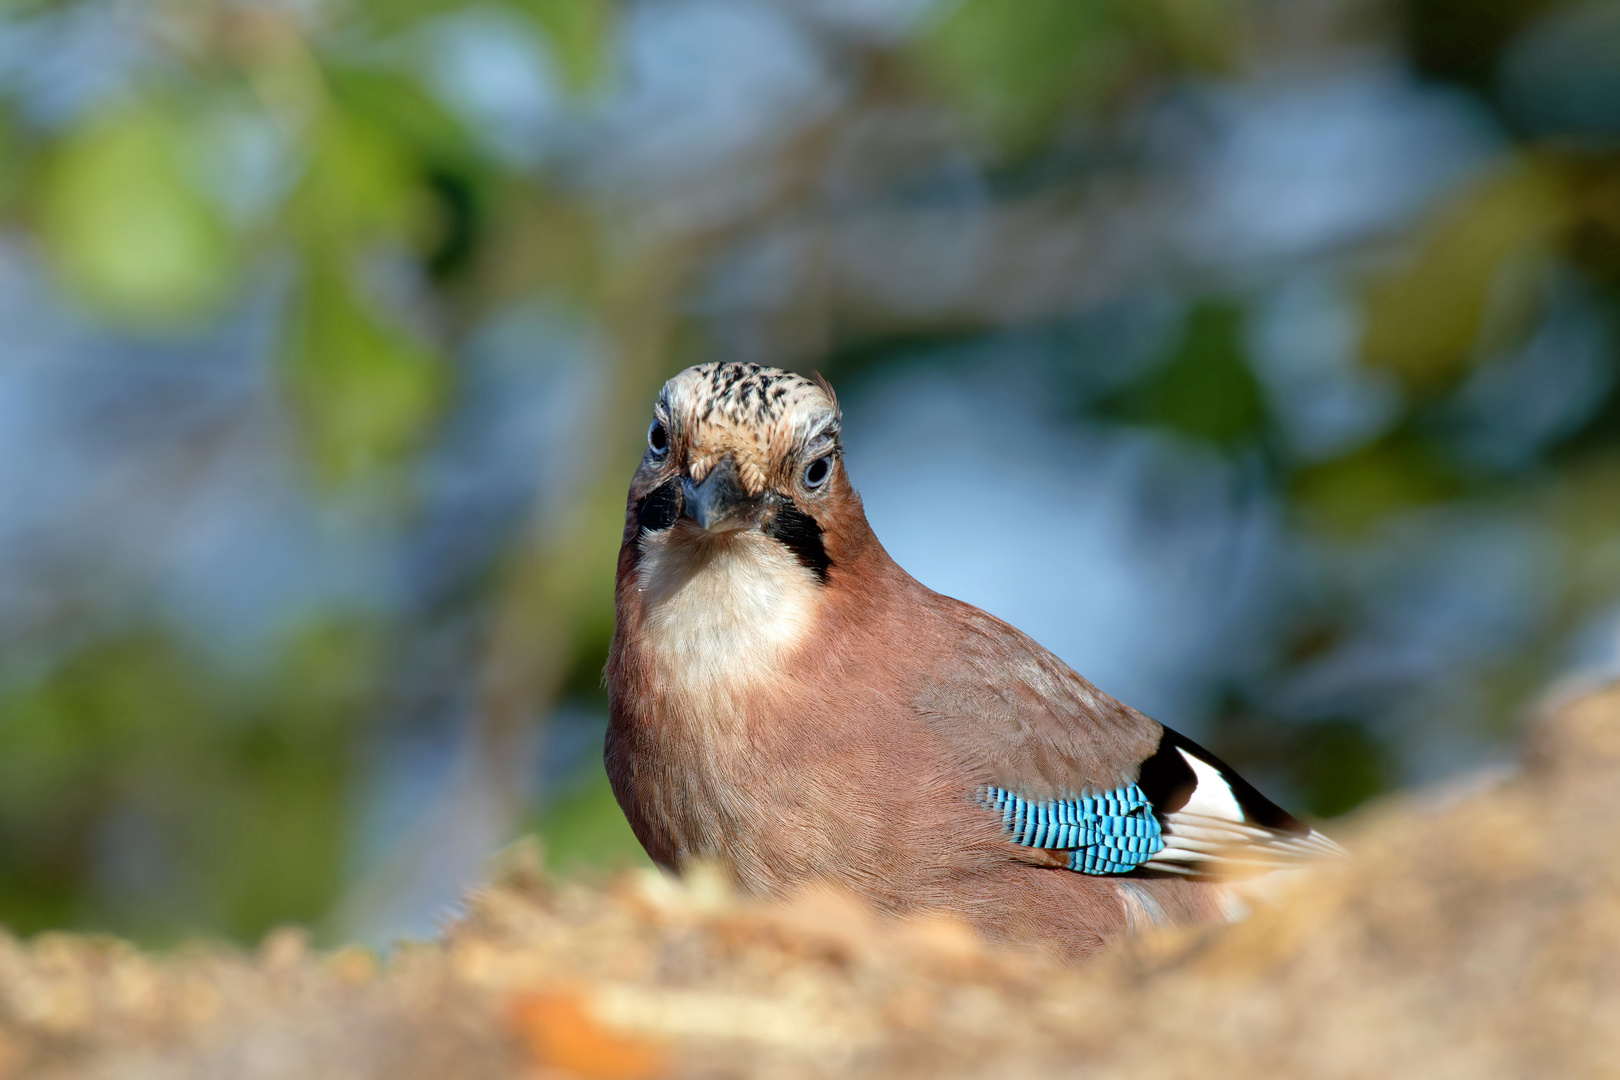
[[982, 784, 1165, 875]]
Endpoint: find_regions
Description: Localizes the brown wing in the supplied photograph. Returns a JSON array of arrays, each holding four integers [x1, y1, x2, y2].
[[905, 592, 1343, 877], [907, 593, 1164, 801]]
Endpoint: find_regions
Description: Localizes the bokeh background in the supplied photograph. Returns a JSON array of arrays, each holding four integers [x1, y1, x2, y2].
[[0, 0, 1617, 948]]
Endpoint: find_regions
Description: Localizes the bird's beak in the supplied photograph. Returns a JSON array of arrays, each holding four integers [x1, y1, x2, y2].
[[680, 458, 760, 533]]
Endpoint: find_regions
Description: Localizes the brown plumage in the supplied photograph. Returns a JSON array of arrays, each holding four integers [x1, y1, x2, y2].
[[606, 362, 1337, 963]]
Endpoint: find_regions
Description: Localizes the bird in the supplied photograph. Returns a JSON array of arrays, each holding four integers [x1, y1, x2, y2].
[[605, 362, 1340, 962]]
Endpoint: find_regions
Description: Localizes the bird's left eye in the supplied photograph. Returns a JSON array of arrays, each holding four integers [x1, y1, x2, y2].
[[803, 455, 831, 489], [647, 421, 669, 457]]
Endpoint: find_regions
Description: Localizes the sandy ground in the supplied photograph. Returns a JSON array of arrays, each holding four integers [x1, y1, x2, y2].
[[2, 683, 1618, 1080]]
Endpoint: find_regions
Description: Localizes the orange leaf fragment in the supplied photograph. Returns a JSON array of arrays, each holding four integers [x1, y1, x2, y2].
[[509, 992, 668, 1080]]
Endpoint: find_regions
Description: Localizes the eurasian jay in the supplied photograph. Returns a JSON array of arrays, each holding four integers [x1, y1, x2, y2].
[[606, 362, 1339, 962]]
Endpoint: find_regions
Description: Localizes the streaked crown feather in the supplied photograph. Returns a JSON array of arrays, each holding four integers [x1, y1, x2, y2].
[[654, 363, 840, 495]]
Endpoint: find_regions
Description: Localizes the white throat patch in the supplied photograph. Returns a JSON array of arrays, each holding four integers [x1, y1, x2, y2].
[[636, 527, 821, 696]]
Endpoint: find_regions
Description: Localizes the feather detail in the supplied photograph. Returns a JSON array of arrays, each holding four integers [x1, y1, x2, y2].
[[981, 784, 1165, 875], [1137, 736, 1345, 878], [985, 730, 1344, 880]]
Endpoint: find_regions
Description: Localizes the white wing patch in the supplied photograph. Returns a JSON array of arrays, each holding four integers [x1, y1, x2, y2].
[[1144, 746, 1346, 877], [1174, 748, 1245, 822]]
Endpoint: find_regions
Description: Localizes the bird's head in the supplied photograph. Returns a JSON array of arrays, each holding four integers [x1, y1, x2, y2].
[[623, 362, 855, 584]]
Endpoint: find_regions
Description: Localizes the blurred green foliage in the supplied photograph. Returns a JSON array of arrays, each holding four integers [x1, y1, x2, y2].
[[1360, 162, 1568, 393], [1106, 300, 1268, 447], [532, 769, 647, 878], [0, 623, 380, 941], [523, 0, 615, 94], [286, 256, 446, 485], [1293, 436, 1464, 535], [919, 0, 1129, 146], [41, 103, 238, 322]]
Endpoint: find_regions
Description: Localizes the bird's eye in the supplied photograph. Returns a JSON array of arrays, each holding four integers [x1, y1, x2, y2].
[[647, 421, 669, 457], [803, 455, 831, 489]]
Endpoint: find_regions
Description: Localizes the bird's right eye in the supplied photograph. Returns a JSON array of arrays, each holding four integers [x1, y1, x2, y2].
[[803, 455, 831, 489], [647, 421, 669, 457]]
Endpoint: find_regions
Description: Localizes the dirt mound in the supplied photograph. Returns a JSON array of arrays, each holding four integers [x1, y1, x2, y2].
[[3, 684, 1618, 1079]]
